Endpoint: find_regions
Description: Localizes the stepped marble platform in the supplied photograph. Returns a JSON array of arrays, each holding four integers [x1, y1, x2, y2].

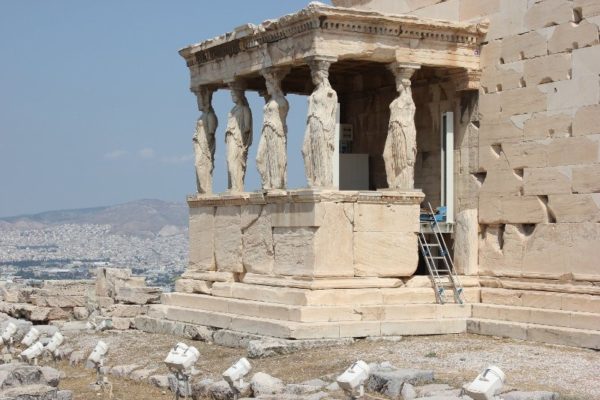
[[467, 319, 600, 349], [146, 285, 476, 339], [141, 277, 600, 348], [467, 285, 600, 349]]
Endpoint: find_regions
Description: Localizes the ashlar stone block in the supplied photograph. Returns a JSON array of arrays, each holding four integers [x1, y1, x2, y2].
[[273, 227, 316, 277], [523, 166, 572, 195], [575, 0, 600, 18], [523, 111, 572, 139], [548, 193, 600, 222], [498, 87, 548, 117], [540, 77, 600, 111], [485, 0, 528, 41], [354, 203, 419, 232], [503, 140, 549, 169], [573, 104, 600, 136], [175, 279, 213, 295], [572, 165, 600, 193], [478, 93, 502, 119], [571, 222, 600, 279], [523, 53, 572, 85], [268, 202, 324, 227], [479, 223, 531, 277], [477, 119, 522, 149], [479, 195, 548, 224], [546, 136, 600, 166], [272, 203, 354, 278], [214, 206, 243, 273], [525, 0, 575, 30], [572, 45, 600, 79], [522, 223, 572, 277], [481, 63, 523, 93], [479, 166, 524, 196], [188, 207, 216, 271], [459, 0, 501, 21], [500, 31, 547, 63], [241, 205, 274, 275], [354, 232, 418, 277], [313, 203, 354, 277], [548, 20, 599, 54], [480, 40, 503, 68]]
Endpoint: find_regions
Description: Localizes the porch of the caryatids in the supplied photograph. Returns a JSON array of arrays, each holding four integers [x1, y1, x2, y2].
[[384, 63, 421, 190]]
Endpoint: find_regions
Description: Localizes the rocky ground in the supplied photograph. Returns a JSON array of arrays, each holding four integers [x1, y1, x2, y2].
[[2, 327, 597, 399]]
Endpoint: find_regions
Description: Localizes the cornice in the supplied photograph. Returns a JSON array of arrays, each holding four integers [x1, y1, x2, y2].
[[179, 3, 487, 68]]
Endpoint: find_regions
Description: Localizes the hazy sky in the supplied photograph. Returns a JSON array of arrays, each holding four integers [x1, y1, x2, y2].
[[0, 0, 328, 217]]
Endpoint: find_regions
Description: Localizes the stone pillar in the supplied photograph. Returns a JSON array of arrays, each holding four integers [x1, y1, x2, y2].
[[302, 56, 338, 188], [225, 81, 253, 193], [192, 86, 218, 194], [455, 209, 479, 275], [257, 67, 290, 190], [384, 63, 421, 190]]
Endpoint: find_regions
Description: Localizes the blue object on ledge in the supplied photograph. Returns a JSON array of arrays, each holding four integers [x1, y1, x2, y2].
[[420, 206, 447, 222]]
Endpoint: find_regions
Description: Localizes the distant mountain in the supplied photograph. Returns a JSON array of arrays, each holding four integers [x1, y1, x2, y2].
[[1, 199, 188, 237]]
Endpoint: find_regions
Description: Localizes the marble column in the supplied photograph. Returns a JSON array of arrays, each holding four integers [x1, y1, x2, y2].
[[192, 86, 218, 194], [302, 56, 338, 188], [257, 67, 290, 190], [225, 81, 253, 193], [383, 63, 421, 190]]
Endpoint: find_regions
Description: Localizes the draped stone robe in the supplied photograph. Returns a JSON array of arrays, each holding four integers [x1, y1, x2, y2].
[[384, 84, 417, 189], [193, 108, 218, 194], [226, 102, 252, 192], [257, 95, 289, 190], [302, 84, 338, 187]]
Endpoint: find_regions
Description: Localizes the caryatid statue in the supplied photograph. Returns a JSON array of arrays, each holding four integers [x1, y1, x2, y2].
[[225, 82, 253, 192], [257, 67, 290, 190], [192, 86, 218, 194], [384, 63, 420, 189], [302, 57, 338, 188]]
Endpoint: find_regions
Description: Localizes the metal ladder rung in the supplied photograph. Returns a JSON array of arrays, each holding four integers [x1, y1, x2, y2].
[[418, 202, 465, 305]]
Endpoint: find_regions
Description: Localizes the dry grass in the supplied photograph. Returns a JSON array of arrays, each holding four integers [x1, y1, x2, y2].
[[47, 330, 600, 400]]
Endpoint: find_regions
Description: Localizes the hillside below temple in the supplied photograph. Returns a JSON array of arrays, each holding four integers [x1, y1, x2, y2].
[[149, 1, 600, 347]]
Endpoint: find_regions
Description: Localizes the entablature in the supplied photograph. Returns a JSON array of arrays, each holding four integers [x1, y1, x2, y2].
[[179, 3, 488, 89]]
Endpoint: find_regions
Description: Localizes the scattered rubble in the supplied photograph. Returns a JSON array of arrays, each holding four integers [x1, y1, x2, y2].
[[0, 274, 592, 399], [0, 363, 72, 400], [0, 268, 161, 330]]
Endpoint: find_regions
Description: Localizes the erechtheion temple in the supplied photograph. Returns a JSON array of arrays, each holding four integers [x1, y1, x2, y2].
[[149, 0, 600, 349]]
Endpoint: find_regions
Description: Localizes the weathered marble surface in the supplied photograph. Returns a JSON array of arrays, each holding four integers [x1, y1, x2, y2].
[[257, 68, 289, 190], [192, 87, 218, 194], [186, 190, 423, 280], [225, 84, 253, 193], [302, 58, 338, 188], [384, 64, 419, 190]]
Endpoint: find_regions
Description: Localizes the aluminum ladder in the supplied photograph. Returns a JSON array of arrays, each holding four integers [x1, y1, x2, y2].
[[418, 203, 464, 304]]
